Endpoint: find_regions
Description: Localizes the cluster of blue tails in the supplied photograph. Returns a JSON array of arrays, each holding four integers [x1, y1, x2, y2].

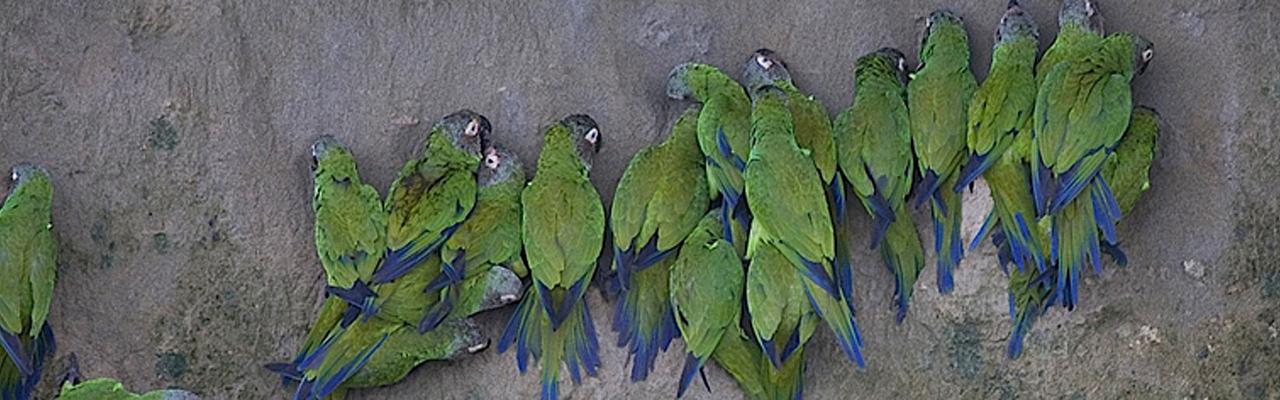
[[499, 279, 601, 400], [0, 324, 54, 400]]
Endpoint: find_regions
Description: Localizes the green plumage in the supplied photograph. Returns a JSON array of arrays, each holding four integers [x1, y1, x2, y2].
[[834, 48, 925, 322], [669, 210, 742, 396], [378, 111, 488, 286], [58, 378, 195, 400], [1035, 0, 1104, 88], [500, 115, 603, 400], [745, 87, 863, 368], [423, 146, 527, 332], [1103, 107, 1161, 216], [908, 10, 977, 294], [667, 63, 753, 245], [0, 164, 57, 400], [610, 105, 708, 381]]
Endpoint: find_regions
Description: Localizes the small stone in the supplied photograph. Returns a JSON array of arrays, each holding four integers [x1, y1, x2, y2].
[[1183, 259, 1206, 279]]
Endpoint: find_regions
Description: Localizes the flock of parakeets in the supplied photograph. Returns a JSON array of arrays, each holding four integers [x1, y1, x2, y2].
[[0, 1, 1165, 399]]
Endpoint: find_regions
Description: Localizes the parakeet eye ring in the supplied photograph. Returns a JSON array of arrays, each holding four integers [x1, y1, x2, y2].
[[465, 120, 480, 137], [1141, 49, 1154, 62], [486, 153, 501, 169], [897, 58, 906, 72], [586, 128, 599, 144], [755, 54, 773, 69]]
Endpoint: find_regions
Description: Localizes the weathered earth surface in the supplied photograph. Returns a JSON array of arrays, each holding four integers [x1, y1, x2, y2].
[[1, 0, 1276, 398]]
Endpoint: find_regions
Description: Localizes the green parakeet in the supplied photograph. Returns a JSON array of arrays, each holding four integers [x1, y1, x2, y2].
[[1002, 106, 1161, 358], [960, 1, 1044, 275], [498, 115, 604, 400], [0, 164, 57, 400], [608, 106, 709, 381], [339, 110, 488, 318], [58, 355, 197, 400], [1035, 0, 1104, 89], [266, 136, 387, 384], [745, 86, 864, 368], [667, 63, 754, 246], [669, 209, 742, 397], [421, 146, 527, 332], [834, 48, 926, 322], [57, 378, 195, 400], [908, 10, 978, 294], [742, 49, 856, 320], [1031, 31, 1154, 309]]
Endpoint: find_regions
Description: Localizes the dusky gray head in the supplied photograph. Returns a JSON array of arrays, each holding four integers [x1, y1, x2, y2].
[[310, 135, 359, 179], [560, 114, 601, 171], [478, 146, 525, 187], [996, 1, 1039, 44], [742, 48, 792, 92], [1060, 0, 1104, 33], [871, 47, 911, 86], [1127, 33, 1155, 75], [435, 109, 491, 158]]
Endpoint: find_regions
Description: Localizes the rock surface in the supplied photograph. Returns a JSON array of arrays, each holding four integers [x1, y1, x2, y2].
[[1, 0, 1276, 398]]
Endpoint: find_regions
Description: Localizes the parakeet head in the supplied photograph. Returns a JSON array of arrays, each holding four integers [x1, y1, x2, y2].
[[741, 48, 792, 92], [1126, 33, 1155, 75], [435, 109, 491, 158], [859, 47, 910, 87], [7, 163, 52, 203], [310, 135, 358, 180], [666, 63, 699, 100], [996, 1, 1039, 45], [750, 84, 789, 107], [478, 145, 525, 187], [921, 10, 963, 43], [559, 114, 602, 171], [1060, 0, 1104, 34]]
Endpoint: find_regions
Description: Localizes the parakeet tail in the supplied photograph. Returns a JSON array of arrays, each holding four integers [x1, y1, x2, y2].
[[676, 353, 708, 398], [881, 213, 925, 324], [801, 280, 865, 368], [763, 345, 806, 400], [541, 292, 600, 400], [709, 327, 768, 398], [930, 175, 965, 294], [830, 176, 856, 315], [294, 331, 389, 400], [611, 261, 679, 382]]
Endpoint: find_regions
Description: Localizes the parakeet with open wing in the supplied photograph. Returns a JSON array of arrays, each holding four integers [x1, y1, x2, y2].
[[908, 10, 977, 294], [835, 48, 926, 322], [498, 115, 604, 400], [329, 111, 488, 320], [421, 145, 527, 332], [265, 136, 387, 384], [1032, 31, 1154, 309], [609, 106, 708, 381], [0, 164, 57, 400], [742, 49, 855, 317], [667, 63, 753, 246], [746, 86, 864, 368]]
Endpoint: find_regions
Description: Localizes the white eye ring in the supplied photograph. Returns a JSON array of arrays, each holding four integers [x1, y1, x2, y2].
[[585, 128, 599, 144], [485, 154, 501, 169], [755, 54, 773, 69], [1141, 49, 1154, 61], [464, 120, 480, 137], [10, 172, 16, 181], [897, 58, 906, 72]]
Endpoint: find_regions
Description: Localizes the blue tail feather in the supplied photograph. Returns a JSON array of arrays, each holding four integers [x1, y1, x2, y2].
[[325, 280, 378, 322], [306, 334, 389, 400], [419, 286, 457, 333], [1101, 242, 1128, 267], [0, 330, 30, 377], [631, 236, 676, 272], [954, 152, 994, 193], [611, 269, 679, 382], [970, 210, 997, 252], [372, 224, 461, 284], [1030, 154, 1052, 217], [1007, 307, 1036, 359], [676, 353, 705, 398], [779, 327, 803, 363], [795, 257, 838, 298], [716, 127, 746, 171], [912, 170, 940, 208], [802, 287, 865, 368]]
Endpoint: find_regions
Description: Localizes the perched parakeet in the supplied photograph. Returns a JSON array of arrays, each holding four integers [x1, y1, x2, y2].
[[0, 164, 57, 400], [746, 86, 864, 368], [266, 136, 387, 383], [57, 355, 197, 400], [667, 63, 753, 246], [331, 111, 489, 319], [835, 48, 926, 322], [1035, 0, 1105, 88], [609, 106, 709, 381], [669, 209, 742, 397], [960, 1, 1044, 278], [908, 10, 978, 294], [287, 254, 522, 399], [498, 115, 604, 400], [1032, 32, 1154, 309], [421, 146, 528, 332], [742, 49, 855, 317], [1003, 106, 1161, 358]]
